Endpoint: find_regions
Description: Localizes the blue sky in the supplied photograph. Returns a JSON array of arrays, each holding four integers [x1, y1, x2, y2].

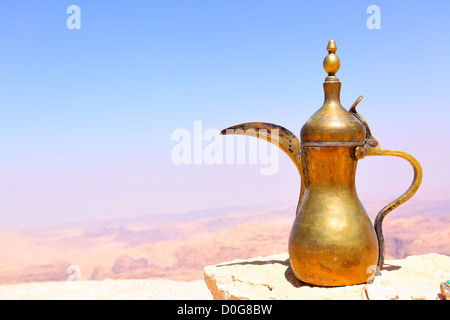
[[0, 1, 449, 227]]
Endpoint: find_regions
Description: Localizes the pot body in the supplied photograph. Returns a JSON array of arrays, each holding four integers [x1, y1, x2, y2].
[[289, 146, 378, 286]]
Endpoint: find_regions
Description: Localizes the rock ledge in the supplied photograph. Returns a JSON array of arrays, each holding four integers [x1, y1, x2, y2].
[[203, 253, 450, 300]]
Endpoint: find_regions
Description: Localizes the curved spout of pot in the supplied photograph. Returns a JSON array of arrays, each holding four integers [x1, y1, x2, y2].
[[221, 122, 305, 215]]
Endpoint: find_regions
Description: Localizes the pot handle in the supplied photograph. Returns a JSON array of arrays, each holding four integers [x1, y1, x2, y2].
[[355, 146, 423, 270]]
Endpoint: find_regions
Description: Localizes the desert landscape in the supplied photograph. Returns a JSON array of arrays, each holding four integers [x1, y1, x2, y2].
[[0, 197, 449, 290]]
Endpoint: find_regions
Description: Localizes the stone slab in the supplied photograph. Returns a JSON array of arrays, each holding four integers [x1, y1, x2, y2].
[[203, 253, 450, 300]]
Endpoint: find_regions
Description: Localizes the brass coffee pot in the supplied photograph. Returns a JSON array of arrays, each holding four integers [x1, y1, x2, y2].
[[221, 40, 423, 286]]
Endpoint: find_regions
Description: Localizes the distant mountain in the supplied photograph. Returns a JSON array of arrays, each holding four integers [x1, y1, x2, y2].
[[0, 200, 448, 285]]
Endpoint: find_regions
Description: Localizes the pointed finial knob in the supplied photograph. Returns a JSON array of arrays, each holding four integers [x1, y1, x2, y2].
[[327, 40, 337, 53], [323, 40, 340, 76]]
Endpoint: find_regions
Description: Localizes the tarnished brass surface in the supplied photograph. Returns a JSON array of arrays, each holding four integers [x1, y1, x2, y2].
[[220, 41, 422, 286], [289, 145, 379, 286]]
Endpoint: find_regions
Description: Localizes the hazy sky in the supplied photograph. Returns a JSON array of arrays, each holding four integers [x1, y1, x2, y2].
[[0, 1, 449, 227]]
